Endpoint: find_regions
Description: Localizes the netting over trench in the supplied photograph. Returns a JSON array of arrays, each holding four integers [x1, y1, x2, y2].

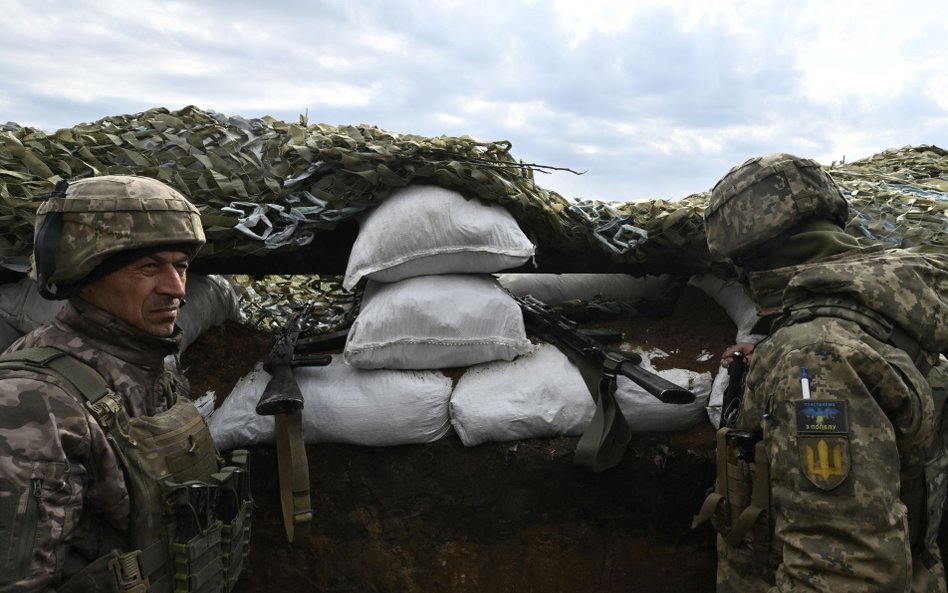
[[2, 106, 946, 329]]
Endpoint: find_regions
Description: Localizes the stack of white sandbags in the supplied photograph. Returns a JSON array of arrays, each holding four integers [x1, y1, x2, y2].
[[210, 184, 538, 450], [341, 184, 537, 370], [208, 185, 714, 451]]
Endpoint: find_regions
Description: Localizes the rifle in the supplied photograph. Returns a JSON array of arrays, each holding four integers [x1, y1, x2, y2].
[[515, 294, 695, 405], [254, 303, 347, 542], [515, 293, 695, 472], [256, 303, 346, 415]]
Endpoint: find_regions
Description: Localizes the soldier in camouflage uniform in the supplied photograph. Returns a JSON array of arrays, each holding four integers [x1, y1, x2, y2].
[[0, 176, 208, 592], [696, 153, 948, 592]]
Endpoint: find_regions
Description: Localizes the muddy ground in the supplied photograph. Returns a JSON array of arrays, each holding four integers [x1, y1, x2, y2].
[[183, 285, 734, 593]]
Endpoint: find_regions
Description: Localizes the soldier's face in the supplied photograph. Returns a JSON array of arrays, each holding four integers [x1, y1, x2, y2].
[[79, 250, 189, 337]]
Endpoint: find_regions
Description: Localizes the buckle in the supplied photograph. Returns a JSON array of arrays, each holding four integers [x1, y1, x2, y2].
[[85, 391, 122, 423], [107, 550, 150, 593]]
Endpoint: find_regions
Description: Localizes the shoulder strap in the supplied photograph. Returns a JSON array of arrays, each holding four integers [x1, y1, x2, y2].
[[782, 297, 936, 375], [0, 346, 112, 403]]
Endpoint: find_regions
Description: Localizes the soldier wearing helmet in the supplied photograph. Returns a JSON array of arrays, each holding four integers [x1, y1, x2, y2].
[[0, 176, 249, 593], [695, 154, 948, 592]]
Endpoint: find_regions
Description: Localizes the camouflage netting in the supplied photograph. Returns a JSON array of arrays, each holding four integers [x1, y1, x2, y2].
[[828, 146, 948, 252], [2, 107, 946, 276], [230, 274, 361, 333]]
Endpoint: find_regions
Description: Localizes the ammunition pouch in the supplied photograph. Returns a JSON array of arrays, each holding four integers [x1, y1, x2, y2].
[[166, 461, 253, 593], [60, 453, 253, 593], [693, 428, 771, 560]]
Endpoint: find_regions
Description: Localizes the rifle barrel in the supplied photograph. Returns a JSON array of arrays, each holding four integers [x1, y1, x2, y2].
[[615, 359, 695, 404]]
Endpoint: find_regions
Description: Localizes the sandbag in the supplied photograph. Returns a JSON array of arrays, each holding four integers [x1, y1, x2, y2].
[[0, 274, 242, 351], [496, 273, 675, 306], [0, 276, 63, 341], [449, 343, 594, 446], [343, 274, 536, 370], [687, 273, 762, 343], [343, 184, 535, 290], [688, 272, 764, 428], [614, 352, 712, 432], [207, 356, 453, 450], [449, 341, 713, 446], [176, 275, 244, 349]]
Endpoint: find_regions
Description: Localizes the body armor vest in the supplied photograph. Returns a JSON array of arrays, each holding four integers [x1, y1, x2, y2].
[[0, 347, 251, 593]]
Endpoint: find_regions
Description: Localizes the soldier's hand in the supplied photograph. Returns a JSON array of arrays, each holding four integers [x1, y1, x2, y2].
[[721, 342, 755, 367]]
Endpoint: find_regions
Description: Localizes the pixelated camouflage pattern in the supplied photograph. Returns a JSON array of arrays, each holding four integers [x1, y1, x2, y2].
[[0, 298, 186, 593], [717, 249, 948, 593], [750, 249, 948, 357], [705, 153, 849, 262], [31, 175, 205, 287]]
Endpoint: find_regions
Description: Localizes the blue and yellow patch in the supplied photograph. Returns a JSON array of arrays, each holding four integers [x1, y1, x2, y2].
[[795, 400, 851, 490], [795, 400, 848, 434]]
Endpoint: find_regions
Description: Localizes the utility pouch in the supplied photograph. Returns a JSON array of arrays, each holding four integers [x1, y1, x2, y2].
[[166, 480, 224, 593], [0, 475, 39, 584], [210, 456, 252, 592], [693, 428, 770, 560]]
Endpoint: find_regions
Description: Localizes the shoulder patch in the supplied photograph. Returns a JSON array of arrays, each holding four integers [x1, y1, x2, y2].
[[798, 435, 851, 490], [794, 400, 848, 434]]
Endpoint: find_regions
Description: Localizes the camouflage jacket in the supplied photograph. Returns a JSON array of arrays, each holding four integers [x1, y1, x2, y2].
[[718, 249, 948, 593], [0, 298, 187, 593]]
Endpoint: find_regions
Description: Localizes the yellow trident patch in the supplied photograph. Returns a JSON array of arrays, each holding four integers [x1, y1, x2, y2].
[[799, 435, 850, 490]]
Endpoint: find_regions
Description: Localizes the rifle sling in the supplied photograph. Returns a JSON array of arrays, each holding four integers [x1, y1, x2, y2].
[[548, 338, 631, 472], [274, 409, 312, 543]]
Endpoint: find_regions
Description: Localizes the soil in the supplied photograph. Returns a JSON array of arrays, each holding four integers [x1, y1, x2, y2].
[[182, 285, 734, 593]]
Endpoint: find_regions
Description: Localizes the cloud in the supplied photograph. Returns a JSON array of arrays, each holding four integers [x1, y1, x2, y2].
[[1, 0, 946, 202]]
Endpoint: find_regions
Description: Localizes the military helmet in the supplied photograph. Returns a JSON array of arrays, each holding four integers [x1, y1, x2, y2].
[[31, 175, 206, 299], [703, 153, 849, 262]]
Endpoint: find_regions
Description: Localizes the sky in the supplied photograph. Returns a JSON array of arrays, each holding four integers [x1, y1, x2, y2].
[[1, 0, 946, 203]]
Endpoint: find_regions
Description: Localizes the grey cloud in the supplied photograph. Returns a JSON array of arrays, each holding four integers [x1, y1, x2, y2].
[[0, 0, 944, 202]]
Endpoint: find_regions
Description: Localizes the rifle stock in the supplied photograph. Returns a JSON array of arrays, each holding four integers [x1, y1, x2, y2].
[[254, 303, 336, 417], [256, 363, 306, 416]]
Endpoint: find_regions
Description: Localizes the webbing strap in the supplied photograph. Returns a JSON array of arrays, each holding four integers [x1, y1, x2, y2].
[[573, 371, 632, 472], [692, 428, 731, 528], [0, 347, 111, 403], [725, 440, 769, 546], [553, 344, 631, 473], [275, 410, 312, 543]]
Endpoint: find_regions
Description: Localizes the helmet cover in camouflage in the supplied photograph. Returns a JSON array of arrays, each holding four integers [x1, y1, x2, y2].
[[703, 153, 849, 262], [31, 175, 205, 297]]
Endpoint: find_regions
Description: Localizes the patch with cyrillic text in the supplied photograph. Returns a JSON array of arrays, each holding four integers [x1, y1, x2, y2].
[[794, 400, 848, 435]]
